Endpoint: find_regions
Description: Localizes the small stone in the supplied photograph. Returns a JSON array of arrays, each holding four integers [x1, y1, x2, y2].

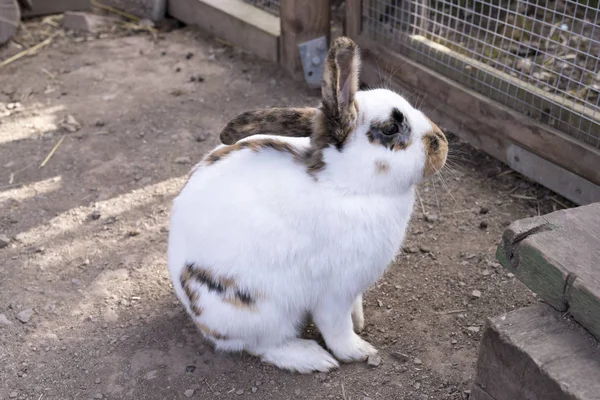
[[16, 309, 33, 323], [6, 102, 20, 110], [367, 354, 381, 367], [9, 392, 17, 398], [377, 299, 383, 307], [184, 389, 194, 398], [418, 395, 428, 400], [479, 221, 488, 229], [0, 234, 10, 248], [479, 206, 489, 214], [391, 352, 410, 362], [174, 156, 192, 165], [88, 210, 102, 220], [194, 133, 208, 142], [419, 245, 432, 253], [60, 115, 81, 132], [451, 339, 458, 344], [94, 394, 103, 399], [35, 247, 45, 253], [424, 213, 438, 222], [403, 246, 419, 254], [413, 358, 423, 365], [471, 290, 482, 299], [414, 382, 421, 390], [0, 314, 12, 326], [95, 378, 101, 384], [481, 270, 491, 276], [185, 365, 196, 373], [235, 389, 244, 395], [467, 326, 480, 333], [251, 387, 258, 393], [294, 389, 301, 395], [507, 272, 515, 278], [72, 279, 81, 286]]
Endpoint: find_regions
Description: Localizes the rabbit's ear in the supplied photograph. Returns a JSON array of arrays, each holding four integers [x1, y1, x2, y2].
[[219, 108, 318, 145], [319, 37, 361, 147]]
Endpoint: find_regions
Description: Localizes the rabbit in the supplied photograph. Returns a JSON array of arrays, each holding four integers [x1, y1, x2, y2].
[[167, 36, 448, 374]]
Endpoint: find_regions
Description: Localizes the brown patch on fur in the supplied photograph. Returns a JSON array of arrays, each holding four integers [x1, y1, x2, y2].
[[219, 108, 317, 145], [196, 322, 228, 341], [184, 263, 259, 312], [204, 138, 305, 166], [374, 160, 390, 174], [422, 119, 448, 177], [180, 266, 203, 316]]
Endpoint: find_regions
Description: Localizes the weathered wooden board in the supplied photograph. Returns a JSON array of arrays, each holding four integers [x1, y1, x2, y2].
[[352, 35, 600, 191], [0, 0, 20, 45], [357, 44, 600, 206], [472, 304, 600, 400], [168, 0, 280, 63], [279, 0, 330, 80], [100, 0, 166, 21], [496, 202, 600, 341], [20, 0, 90, 18]]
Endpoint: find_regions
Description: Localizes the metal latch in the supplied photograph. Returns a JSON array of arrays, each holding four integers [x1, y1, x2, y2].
[[298, 36, 328, 89]]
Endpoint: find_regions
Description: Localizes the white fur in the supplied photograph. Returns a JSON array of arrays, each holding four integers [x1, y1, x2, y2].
[[167, 88, 436, 373]]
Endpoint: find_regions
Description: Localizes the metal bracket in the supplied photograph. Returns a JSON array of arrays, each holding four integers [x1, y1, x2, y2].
[[298, 36, 328, 89]]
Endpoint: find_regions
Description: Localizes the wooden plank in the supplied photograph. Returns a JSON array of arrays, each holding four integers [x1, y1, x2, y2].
[[0, 0, 19, 45], [279, 0, 331, 80], [100, 0, 166, 21], [21, 0, 90, 18], [473, 304, 600, 400], [168, 0, 280, 63], [353, 35, 600, 189], [358, 45, 600, 206], [344, 0, 361, 38], [496, 202, 600, 340]]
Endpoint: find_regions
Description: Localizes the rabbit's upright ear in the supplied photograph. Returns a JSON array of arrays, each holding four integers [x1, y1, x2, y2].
[[219, 108, 319, 145], [319, 37, 361, 148]]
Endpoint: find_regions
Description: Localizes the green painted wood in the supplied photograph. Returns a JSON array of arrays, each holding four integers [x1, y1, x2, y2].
[[496, 202, 600, 340]]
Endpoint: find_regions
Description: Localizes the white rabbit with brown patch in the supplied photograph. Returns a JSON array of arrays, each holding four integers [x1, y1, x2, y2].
[[167, 37, 448, 373]]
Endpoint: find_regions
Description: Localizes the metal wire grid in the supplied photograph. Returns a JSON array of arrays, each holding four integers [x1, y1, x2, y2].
[[242, 0, 280, 16], [363, 0, 600, 148]]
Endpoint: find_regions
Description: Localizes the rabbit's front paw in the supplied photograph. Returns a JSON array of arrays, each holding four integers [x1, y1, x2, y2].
[[330, 334, 377, 363]]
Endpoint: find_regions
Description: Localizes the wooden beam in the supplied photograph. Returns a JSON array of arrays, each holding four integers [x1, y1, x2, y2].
[[472, 304, 600, 400], [279, 0, 331, 80], [168, 0, 280, 63], [353, 35, 600, 191], [344, 0, 361, 38], [496, 202, 600, 341], [0, 0, 20, 45], [21, 0, 90, 18]]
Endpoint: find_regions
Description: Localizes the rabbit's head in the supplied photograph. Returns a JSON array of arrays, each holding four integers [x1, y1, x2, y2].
[[219, 37, 448, 194]]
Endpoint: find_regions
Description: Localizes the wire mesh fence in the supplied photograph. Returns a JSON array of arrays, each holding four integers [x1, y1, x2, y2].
[[242, 0, 280, 16], [362, 0, 600, 148]]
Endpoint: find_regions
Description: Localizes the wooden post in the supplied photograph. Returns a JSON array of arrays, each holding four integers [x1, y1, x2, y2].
[[345, 0, 361, 38], [279, 0, 331, 80]]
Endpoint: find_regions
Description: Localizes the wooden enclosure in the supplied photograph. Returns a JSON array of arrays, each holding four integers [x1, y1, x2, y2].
[[165, 0, 600, 205], [472, 202, 600, 400], [343, 0, 600, 206]]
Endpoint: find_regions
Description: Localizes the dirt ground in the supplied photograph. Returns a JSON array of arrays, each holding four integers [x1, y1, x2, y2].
[[0, 18, 571, 400]]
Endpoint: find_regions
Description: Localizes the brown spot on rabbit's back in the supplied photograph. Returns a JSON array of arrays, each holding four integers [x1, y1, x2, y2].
[[422, 119, 448, 177], [204, 138, 304, 166], [219, 108, 316, 145]]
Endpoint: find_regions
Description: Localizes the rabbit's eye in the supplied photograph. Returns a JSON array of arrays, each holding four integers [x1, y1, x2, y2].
[[382, 123, 399, 136]]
